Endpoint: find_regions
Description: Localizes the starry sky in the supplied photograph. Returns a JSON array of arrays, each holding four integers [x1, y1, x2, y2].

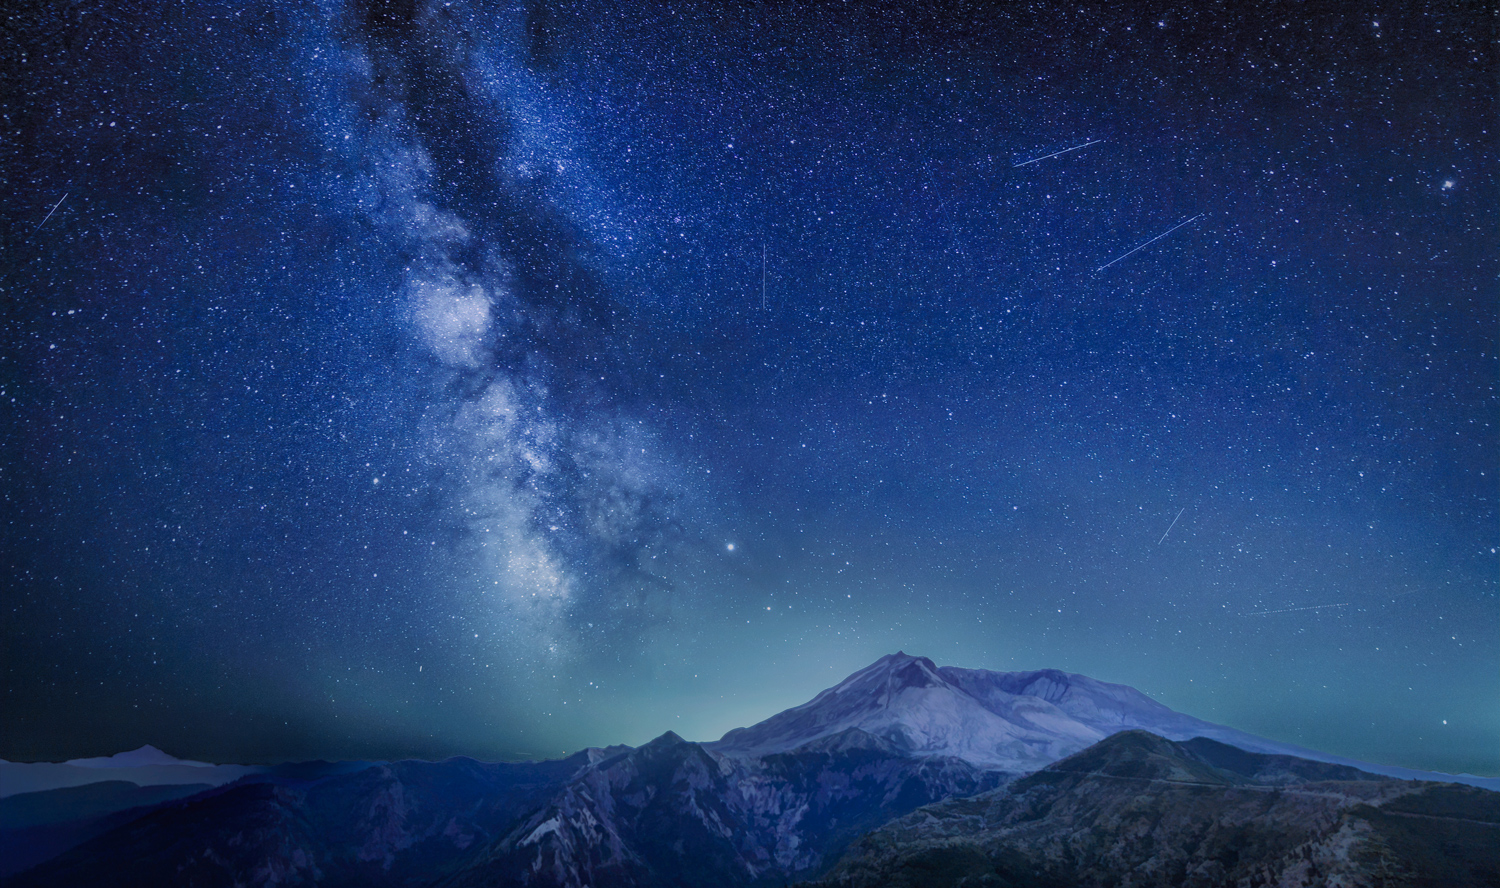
[[3, 0, 1495, 777]]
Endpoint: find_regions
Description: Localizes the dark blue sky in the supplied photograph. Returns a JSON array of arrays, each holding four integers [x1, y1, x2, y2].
[[3, 0, 1495, 777]]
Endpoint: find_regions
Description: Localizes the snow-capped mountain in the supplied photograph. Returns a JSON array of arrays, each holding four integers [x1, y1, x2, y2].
[[64, 745, 214, 769], [710, 652, 1500, 790], [708, 651, 1262, 770]]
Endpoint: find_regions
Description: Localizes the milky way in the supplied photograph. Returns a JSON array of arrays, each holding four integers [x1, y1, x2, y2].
[[3, 0, 1495, 775], [340, 2, 684, 661]]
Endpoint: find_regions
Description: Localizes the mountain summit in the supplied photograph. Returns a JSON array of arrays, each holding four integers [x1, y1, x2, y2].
[[711, 653, 1498, 787], [710, 652, 1231, 771], [64, 745, 210, 769]]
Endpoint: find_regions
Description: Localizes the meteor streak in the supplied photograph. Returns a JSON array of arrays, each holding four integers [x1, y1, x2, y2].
[[37, 192, 68, 229], [1157, 507, 1185, 545], [1013, 138, 1104, 167], [1097, 213, 1204, 271], [1242, 602, 1351, 617]]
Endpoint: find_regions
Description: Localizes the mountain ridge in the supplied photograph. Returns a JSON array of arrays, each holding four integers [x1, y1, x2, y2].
[[7, 652, 1498, 887], [809, 729, 1500, 888]]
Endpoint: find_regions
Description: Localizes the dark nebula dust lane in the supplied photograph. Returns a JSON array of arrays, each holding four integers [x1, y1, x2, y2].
[[2, 0, 1495, 777]]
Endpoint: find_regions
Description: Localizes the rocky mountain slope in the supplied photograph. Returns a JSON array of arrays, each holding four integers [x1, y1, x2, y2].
[[441, 730, 1006, 888], [809, 730, 1500, 888], [8, 731, 1003, 888], [0, 781, 213, 878], [7, 752, 608, 887]]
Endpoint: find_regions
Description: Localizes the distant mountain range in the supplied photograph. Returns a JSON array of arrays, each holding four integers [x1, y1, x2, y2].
[[0, 746, 264, 799], [6, 653, 1497, 886]]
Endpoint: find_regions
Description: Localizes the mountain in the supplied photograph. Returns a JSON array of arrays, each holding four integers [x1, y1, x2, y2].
[[711, 653, 1121, 769], [9, 652, 1498, 887], [0, 752, 262, 799], [0, 781, 214, 878], [809, 729, 1500, 888], [712, 652, 1500, 790], [0, 760, 376, 877], [7, 733, 1004, 888], [63, 745, 214, 769], [441, 730, 1006, 888], [8, 752, 610, 888], [0, 747, 381, 802]]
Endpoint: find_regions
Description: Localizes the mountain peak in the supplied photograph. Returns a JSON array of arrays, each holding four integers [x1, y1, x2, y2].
[[829, 652, 943, 694], [713, 654, 1248, 772], [1033, 729, 1233, 786], [858, 652, 943, 694], [882, 650, 928, 666], [1028, 730, 1394, 790], [66, 745, 208, 769], [642, 730, 688, 750]]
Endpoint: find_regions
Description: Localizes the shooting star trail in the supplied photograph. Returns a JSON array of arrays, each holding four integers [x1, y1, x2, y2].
[[1013, 139, 1104, 167], [37, 192, 68, 229], [1242, 602, 1351, 617], [1097, 213, 1204, 271], [1157, 507, 1185, 545]]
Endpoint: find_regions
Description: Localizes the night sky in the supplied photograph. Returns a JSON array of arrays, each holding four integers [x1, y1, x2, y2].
[[3, 1, 1495, 778]]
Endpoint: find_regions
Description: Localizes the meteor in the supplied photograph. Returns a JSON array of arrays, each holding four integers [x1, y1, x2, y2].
[[1242, 602, 1351, 617], [1097, 213, 1204, 271], [37, 191, 68, 229], [1157, 507, 1185, 545], [1013, 138, 1104, 167]]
